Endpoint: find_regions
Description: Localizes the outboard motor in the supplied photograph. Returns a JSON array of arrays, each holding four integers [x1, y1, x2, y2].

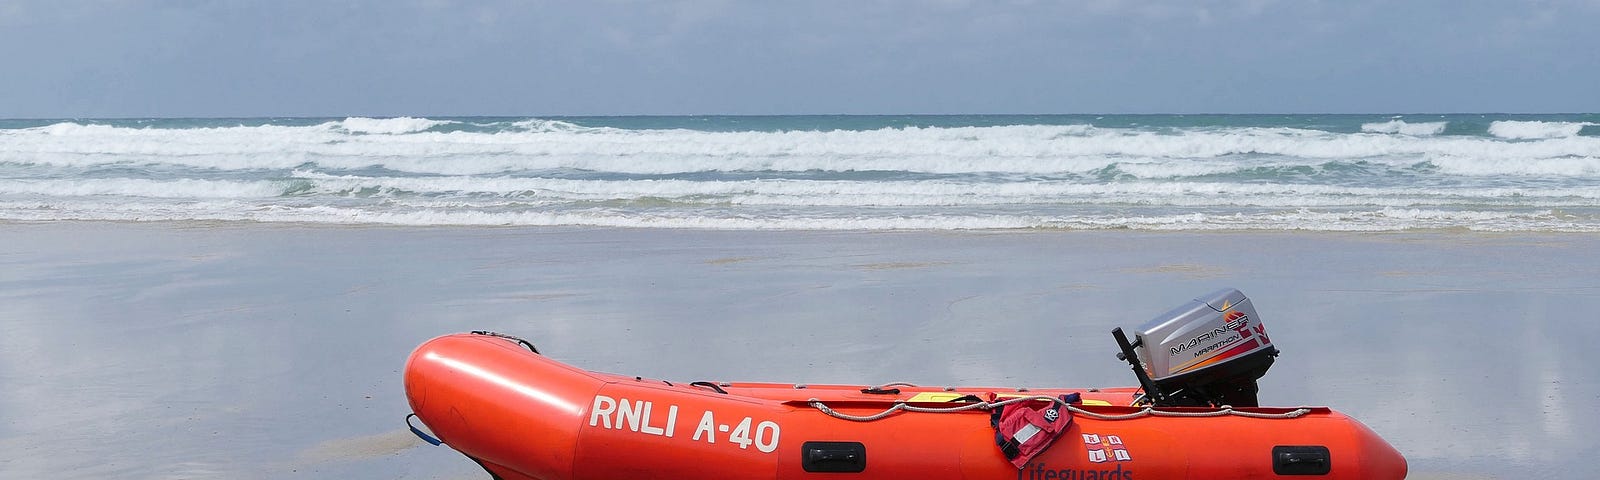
[[1112, 288, 1279, 407]]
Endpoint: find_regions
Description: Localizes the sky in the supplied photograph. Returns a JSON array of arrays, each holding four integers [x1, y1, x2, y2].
[[2, 0, 1598, 117]]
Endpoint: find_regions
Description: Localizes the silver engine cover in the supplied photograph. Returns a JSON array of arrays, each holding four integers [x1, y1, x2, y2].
[[1134, 288, 1274, 381]]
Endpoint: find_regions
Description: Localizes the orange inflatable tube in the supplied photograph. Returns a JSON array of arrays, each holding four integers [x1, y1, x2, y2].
[[404, 333, 1406, 480]]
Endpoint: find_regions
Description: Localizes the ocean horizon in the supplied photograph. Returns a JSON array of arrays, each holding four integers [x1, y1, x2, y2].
[[4, 113, 1599, 231]]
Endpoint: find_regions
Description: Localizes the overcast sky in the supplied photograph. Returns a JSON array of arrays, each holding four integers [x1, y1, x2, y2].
[[3, 0, 1597, 117]]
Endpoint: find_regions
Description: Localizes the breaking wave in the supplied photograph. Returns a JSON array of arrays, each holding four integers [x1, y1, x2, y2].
[[1488, 120, 1593, 140], [4, 120, 1598, 177], [1360, 120, 1447, 136], [337, 117, 455, 134], [4, 115, 1599, 231]]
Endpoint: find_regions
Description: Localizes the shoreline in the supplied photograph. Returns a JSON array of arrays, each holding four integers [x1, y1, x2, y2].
[[13, 217, 1600, 236]]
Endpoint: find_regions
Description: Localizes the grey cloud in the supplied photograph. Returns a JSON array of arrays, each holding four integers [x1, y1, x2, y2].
[[1, 0, 1597, 116]]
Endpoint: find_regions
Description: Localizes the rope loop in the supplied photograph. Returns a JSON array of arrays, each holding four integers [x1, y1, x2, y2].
[[469, 330, 539, 354], [807, 396, 1311, 422]]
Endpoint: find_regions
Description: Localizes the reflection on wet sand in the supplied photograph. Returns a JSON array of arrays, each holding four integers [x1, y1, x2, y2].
[[0, 224, 1595, 479]]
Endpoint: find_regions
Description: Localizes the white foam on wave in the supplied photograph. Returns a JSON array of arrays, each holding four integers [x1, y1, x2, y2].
[[3, 200, 1591, 232], [508, 119, 593, 132], [12, 171, 1600, 217], [337, 117, 453, 134], [1360, 120, 1447, 136], [1066, 208, 1587, 232], [0, 178, 284, 198], [1488, 121, 1593, 140], [282, 173, 1600, 209], [1430, 154, 1600, 177], [10, 118, 1600, 232], [28, 122, 122, 137], [6, 121, 1599, 177]]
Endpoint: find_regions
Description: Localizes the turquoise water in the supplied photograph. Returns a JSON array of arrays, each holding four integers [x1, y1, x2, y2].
[[2, 114, 1599, 231]]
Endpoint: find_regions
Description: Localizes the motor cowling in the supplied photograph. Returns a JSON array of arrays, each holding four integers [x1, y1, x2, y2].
[[1131, 288, 1278, 407]]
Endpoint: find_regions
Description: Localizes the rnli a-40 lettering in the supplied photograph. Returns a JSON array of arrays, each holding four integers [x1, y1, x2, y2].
[[587, 394, 780, 453]]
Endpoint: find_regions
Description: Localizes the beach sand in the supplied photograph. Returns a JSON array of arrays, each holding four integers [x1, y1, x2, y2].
[[1, 223, 1595, 479]]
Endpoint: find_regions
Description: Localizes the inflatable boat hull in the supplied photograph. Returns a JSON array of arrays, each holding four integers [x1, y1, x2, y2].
[[404, 333, 1406, 480]]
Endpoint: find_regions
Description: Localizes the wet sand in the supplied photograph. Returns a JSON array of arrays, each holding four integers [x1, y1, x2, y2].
[[1, 223, 1596, 479]]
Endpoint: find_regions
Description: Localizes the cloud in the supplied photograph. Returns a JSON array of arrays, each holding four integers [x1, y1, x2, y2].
[[2, 0, 1598, 115]]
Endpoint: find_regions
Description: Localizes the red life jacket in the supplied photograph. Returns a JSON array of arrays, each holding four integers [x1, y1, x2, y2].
[[992, 394, 1076, 468]]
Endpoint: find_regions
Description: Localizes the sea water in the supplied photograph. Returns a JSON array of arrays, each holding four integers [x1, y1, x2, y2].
[[3, 114, 1598, 231]]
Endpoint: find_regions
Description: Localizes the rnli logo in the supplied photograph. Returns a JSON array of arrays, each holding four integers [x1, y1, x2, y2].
[[1043, 409, 1060, 423], [1224, 310, 1249, 331], [1082, 434, 1131, 463]]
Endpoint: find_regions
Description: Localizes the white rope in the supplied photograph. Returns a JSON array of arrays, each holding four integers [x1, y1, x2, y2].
[[807, 396, 1312, 422]]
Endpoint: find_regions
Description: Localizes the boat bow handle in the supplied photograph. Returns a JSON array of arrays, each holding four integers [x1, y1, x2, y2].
[[407, 413, 443, 446]]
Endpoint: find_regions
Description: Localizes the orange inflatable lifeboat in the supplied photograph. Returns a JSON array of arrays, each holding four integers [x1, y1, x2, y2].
[[404, 289, 1407, 480]]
